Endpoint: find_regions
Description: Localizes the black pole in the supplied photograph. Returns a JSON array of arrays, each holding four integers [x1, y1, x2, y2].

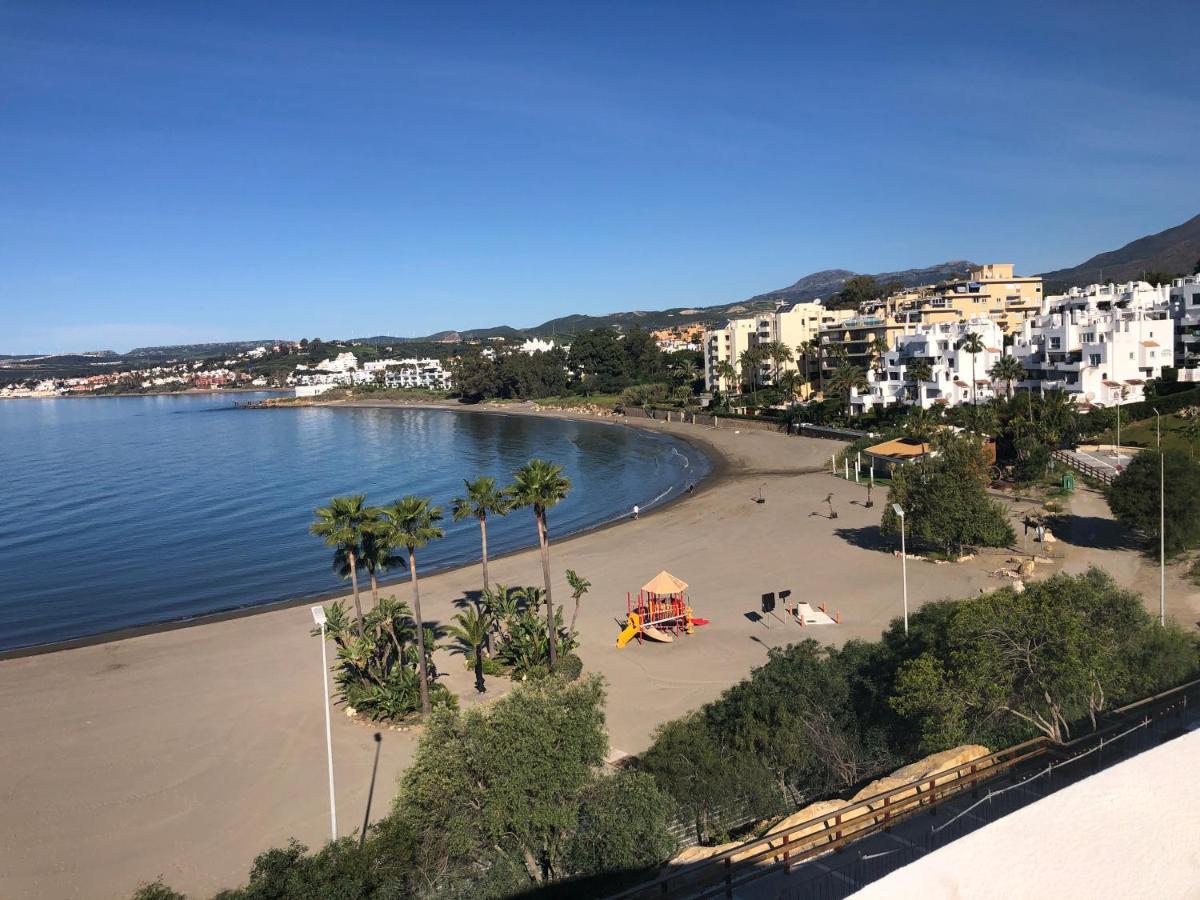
[[359, 732, 382, 850]]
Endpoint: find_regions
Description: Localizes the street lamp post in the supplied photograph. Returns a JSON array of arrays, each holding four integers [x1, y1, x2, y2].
[[311, 606, 337, 841], [892, 504, 909, 634], [1154, 409, 1165, 626]]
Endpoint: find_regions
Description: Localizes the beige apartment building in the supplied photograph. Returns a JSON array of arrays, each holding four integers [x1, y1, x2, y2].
[[703, 300, 852, 393], [817, 264, 1043, 382]]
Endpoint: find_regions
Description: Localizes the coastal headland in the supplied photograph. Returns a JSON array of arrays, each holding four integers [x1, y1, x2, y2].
[[0, 402, 1195, 900]]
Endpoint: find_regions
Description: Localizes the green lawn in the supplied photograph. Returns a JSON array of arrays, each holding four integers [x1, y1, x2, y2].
[[1104, 412, 1200, 458]]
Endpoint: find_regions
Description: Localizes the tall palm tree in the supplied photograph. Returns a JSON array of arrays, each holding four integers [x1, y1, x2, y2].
[[796, 340, 817, 388], [989, 354, 1025, 400], [565, 569, 591, 635], [777, 370, 807, 406], [334, 524, 404, 611], [310, 495, 373, 636], [380, 495, 445, 714], [507, 459, 572, 666], [450, 476, 510, 602], [738, 347, 763, 405], [765, 341, 793, 385], [714, 360, 738, 396], [827, 363, 868, 418], [905, 358, 933, 404], [958, 332, 985, 405], [869, 334, 890, 374]]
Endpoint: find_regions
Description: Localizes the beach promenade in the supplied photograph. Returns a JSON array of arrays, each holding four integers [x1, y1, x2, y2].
[[1, 412, 1196, 899]]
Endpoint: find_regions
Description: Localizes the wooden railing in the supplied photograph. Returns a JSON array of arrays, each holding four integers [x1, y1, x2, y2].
[[608, 678, 1198, 900], [1051, 448, 1116, 485]]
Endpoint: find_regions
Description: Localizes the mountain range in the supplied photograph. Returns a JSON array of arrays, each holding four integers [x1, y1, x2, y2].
[[11, 213, 1200, 363]]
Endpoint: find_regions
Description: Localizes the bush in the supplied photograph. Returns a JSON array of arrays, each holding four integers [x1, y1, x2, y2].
[[551, 653, 584, 681], [131, 881, 186, 900]]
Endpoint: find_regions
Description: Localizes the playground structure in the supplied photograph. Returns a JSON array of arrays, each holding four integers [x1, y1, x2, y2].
[[616, 570, 709, 648]]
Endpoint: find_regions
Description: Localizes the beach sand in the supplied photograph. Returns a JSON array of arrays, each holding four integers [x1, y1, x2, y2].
[[0, 408, 1195, 899]]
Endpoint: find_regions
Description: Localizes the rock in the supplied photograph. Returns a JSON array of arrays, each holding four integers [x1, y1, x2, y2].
[[670, 840, 741, 865], [1012, 579, 1025, 593], [345, 707, 357, 718], [1018, 559, 1037, 577]]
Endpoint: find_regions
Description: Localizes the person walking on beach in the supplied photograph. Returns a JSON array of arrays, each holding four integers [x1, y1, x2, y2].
[[632, 504, 639, 520]]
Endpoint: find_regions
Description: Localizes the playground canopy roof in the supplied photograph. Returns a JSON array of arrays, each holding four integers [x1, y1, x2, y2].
[[642, 570, 688, 595]]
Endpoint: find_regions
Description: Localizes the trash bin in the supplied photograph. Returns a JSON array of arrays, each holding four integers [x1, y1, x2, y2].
[[1062, 473, 1075, 492]]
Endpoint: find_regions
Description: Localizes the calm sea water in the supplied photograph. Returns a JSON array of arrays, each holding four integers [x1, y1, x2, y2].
[[0, 394, 708, 651]]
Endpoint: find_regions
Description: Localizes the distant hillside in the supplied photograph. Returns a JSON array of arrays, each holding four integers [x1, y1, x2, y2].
[[124, 340, 284, 360], [742, 261, 976, 307], [1040, 213, 1200, 288]]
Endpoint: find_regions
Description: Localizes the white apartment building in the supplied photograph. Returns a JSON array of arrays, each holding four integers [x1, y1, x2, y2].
[[519, 337, 560, 355], [1011, 281, 1174, 406], [383, 358, 452, 390], [703, 299, 849, 392], [1170, 275, 1200, 379], [853, 318, 1005, 413]]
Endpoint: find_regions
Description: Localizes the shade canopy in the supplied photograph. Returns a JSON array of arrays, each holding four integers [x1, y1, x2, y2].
[[642, 570, 689, 595]]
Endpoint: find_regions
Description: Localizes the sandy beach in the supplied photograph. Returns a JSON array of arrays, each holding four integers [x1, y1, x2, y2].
[[1, 407, 1196, 899]]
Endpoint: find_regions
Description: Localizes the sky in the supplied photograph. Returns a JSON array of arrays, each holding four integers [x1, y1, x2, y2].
[[2, 1, 1199, 354]]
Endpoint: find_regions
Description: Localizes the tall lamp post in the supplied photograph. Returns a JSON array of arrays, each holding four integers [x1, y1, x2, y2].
[[892, 504, 909, 634], [1154, 409, 1165, 626], [311, 606, 337, 841]]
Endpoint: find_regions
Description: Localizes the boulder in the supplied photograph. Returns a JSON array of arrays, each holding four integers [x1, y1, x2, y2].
[[671, 840, 741, 865]]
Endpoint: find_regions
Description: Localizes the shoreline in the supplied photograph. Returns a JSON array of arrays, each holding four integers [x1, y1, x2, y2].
[[0, 401, 727, 661]]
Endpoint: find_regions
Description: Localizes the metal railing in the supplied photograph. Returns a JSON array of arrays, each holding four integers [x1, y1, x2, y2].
[[607, 677, 1198, 900]]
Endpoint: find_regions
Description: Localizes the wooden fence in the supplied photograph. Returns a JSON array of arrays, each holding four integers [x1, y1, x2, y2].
[[608, 677, 1198, 900], [1051, 448, 1116, 485]]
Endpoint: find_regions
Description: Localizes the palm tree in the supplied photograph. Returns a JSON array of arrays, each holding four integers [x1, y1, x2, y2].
[[903, 405, 940, 443], [380, 495, 445, 714], [738, 347, 763, 406], [958, 332, 985, 405], [827, 363, 868, 418], [777, 370, 807, 406], [714, 360, 738, 396], [797, 340, 818, 388], [765, 341, 793, 385], [989, 354, 1025, 400], [869, 334, 890, 374], [508, 459, 572, 667], [310, 495, 373, 636], [448, 606, 492, 693], [565, 569, 591, 635], [450, 476, 510, 604], [905, 358, 933, 404], [335, 516, 405, 610]]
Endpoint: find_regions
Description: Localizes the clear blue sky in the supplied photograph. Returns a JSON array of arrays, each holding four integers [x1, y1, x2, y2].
[[3, 1, 1198, 353]]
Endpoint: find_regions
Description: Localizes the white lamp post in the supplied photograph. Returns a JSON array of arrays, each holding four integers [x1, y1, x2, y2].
[[892, 504, 909, 634], [311, 605, 337, 841], [1154, 409, 1165, 626]]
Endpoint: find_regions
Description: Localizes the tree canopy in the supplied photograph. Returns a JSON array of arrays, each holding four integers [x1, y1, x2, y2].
[[1107, 448, 1200, 555]]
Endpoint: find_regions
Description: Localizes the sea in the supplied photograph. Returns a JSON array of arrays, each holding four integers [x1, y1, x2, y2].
[[0, 394, 709, 652]]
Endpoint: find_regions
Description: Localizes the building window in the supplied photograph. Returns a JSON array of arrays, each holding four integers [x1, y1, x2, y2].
[[1083, 333, 1094, 342], [1049, 337, 1061, 350], [1089, 354, 1101, 366]]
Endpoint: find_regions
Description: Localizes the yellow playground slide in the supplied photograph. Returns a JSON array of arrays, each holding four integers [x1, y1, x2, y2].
[[616, 612, 641, 648]]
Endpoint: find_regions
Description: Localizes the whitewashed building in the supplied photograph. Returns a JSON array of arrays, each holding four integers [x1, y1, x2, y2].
[[1170, 275, 1200, 379], [852, 318, 1005, 413], [519, 337, 560, 355], [1010, 281, 1174, 406], [383, 358, 452, 390]]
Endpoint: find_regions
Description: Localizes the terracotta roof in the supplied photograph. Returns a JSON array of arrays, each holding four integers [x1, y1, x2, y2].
[[1103, 380, 1121, 387], [975, 378, 990, 384], [1141, 340, 1160, 348], [1125, 378, 1145, 385], [864, 437, 931, 459], [985, 347, 1002, 353], [954, 380, 969, 387]]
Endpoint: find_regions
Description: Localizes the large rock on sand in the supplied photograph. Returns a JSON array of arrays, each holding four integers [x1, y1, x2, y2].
[[851, 744, 992, 814], [670, 840, 741, 865]]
